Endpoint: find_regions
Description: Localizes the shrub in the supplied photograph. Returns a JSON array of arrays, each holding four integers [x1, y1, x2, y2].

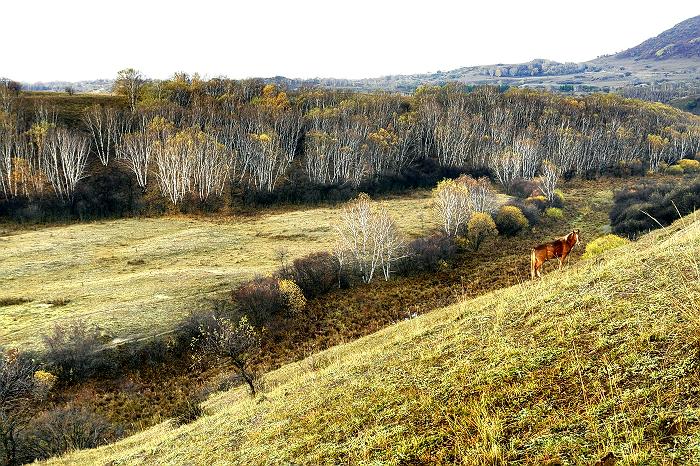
[[518, 202, 541, 227], [665, 164, 684, 175], [678, 159, 700, 173], [466, 212, 498, 250], [179, 310, 221, 344], [1, 350, 38, 466], [511, 179, 540, 198], [545, 207, 564, 220], [278, 280, 306, 315], [610, 159, 645, 178], [495, 206, 529, 236], [610, 180, 700, 238], [396, 234, 457, 274], [552, 189, 565, 208], [232, 276, 287, 324], [32, 371, 57, 400], [284, 252, 341, 298], [21, 406, 121, 461], [582, 234, 630, 259], [525, 195, 548, 212], [171, 395, 205, 426], [0, 297, 31, 306], [42, 322, 107, 382]]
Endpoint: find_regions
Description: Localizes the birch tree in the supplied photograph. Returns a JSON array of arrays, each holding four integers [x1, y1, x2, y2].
[[42, 128, 90, 201], [83, 105, 129, 166], [153, 129, 194, 205], [114, 68, 144, 112], [433, 178, 472, 237], [118, 128, 153, 190], [334, 193, 405, 283], [190, 129, 231, 201], [537, 160, 560, 203]]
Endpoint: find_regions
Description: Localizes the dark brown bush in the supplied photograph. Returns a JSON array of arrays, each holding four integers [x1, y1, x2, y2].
[[171, 395, 205, 426], [20, 405, 122, 462], [232, 276, 287, 324], [42, 322, 109, 382], [283, 252, 341, 298], [511, 179, 540, 198], [610, 179, 700, 238], [396, 235, 457, 274]]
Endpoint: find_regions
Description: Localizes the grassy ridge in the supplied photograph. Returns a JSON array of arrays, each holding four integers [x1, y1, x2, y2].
[[48, 214, 700, 465]]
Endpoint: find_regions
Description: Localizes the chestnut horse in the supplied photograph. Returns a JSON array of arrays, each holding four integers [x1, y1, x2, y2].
[[530, 229, 580, 279]]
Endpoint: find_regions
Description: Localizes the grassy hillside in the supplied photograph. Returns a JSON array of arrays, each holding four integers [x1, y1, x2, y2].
[[19, 91, 126, 127], [0, 192, 439, 350], [616, 15, 700, 60], [48, 213, 700, 465]]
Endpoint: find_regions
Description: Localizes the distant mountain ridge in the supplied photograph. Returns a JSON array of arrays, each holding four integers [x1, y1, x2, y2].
[[17, 14, 700, 97], [616, 15, 700, 60]]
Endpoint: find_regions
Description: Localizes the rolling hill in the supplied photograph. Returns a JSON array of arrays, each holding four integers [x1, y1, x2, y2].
[[617, 15, 700, 60], [48, 215, 700, 464]]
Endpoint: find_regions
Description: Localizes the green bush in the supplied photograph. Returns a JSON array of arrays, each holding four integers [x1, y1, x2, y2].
[[552, 190, 565, 208], [665, 164, 684, 175], [544, 207, 564, 219], [466, 212, 498, 250], [678, 159, 700, 173], [582, 234, 630, 259], [494, 206, 529, 236]]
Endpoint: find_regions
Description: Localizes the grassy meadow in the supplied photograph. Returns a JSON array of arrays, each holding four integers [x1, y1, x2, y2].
[[0, 192, 440, 350], [46, 210, 700, 465]]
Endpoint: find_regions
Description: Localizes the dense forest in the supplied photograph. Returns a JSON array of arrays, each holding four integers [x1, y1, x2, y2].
[[1, 72, 699, 220]]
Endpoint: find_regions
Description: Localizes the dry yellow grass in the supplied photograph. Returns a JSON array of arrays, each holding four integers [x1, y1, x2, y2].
[[0, 192, 440, 350], [47, 214, 700, 465]]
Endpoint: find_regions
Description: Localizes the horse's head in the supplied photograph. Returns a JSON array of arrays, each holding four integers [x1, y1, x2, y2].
[[571, 229, 581, 247]]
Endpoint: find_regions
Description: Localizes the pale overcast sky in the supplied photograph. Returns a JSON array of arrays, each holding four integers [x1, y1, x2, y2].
[[1, 1, 698, 82]]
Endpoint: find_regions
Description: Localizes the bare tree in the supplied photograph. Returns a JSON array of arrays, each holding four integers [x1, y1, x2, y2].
[[83, 106, 128, 166], [433, 178, 473, 237], [459, 175, 498, 213], [190, 129, 231, 201], [334, 193, 404, 283], [42, 128, 90, 202], [196, 316, 260, 396], [490, 151, 521, 194], [537, 160, 560, 203], [118, 127, 153, 190], [374, 208, 406, 281], [0, 126, 15, 199], [153, 129, 194, 205]]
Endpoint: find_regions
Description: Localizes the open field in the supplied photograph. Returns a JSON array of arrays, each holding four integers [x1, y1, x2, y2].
[[47, 210, 700, 464], [0, 192, 442, 350], [32, 178, 619, 433]]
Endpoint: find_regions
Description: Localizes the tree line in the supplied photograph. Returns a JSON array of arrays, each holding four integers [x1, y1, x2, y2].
[[1, 72, 699, 218]]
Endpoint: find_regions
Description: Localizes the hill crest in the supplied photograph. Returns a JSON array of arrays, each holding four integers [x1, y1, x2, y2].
[[616, 15, 700, 60]]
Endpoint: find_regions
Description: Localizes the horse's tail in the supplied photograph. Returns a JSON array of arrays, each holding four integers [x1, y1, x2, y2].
[[530, 248, 536, 280]]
